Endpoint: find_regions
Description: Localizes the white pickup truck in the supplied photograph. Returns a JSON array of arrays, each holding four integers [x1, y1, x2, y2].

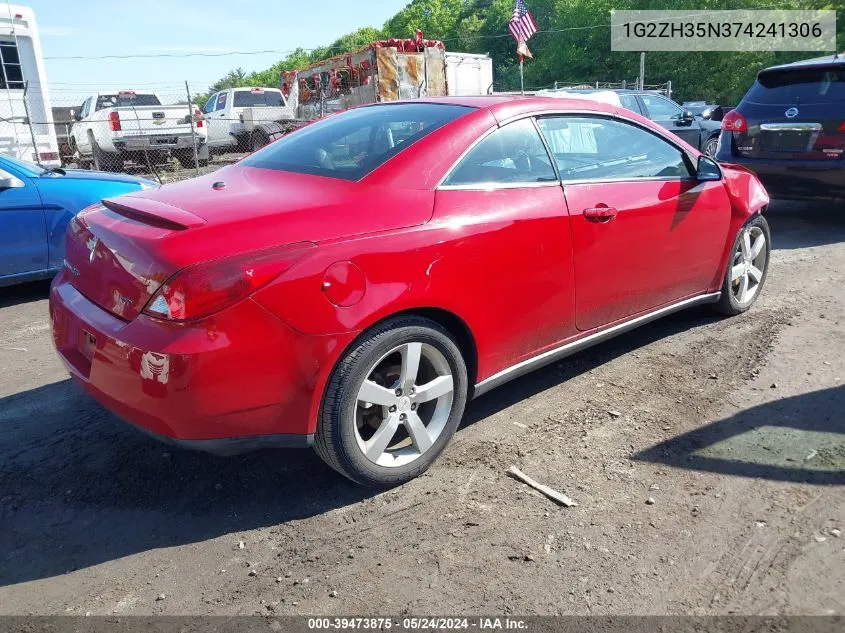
[[70, 91, 208, 171], [201, 87, 293, 153]]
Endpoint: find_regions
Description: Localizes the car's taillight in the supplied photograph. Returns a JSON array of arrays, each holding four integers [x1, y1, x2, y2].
[[108, 111, 121, 131], [721, 111, 747, 132], [143, 242, 316, 321], [195, 108, 203, 128]]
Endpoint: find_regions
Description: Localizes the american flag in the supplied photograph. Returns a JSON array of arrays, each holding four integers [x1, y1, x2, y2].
[[508, 0, 538, 43]]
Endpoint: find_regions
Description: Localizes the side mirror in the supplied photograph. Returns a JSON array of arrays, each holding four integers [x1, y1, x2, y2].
[[0, 169, 25, 189], [697, 155, 721, 181], [680, 109, 695, 126]]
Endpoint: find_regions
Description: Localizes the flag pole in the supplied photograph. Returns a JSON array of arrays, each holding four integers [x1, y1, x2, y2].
[[519, 54, 524, 95]]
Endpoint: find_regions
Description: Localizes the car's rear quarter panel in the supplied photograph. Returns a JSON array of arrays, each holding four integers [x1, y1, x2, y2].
[[252, 186, 577, 433]]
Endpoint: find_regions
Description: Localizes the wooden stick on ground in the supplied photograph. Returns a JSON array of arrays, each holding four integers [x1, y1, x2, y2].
[[507, 466, 579, 507]]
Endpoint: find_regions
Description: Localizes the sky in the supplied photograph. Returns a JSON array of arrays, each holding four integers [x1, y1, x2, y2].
[[29, 0, 411, 105]]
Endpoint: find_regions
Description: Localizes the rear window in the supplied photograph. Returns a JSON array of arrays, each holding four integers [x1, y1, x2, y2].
[[746, 68, 845, 105], [233, 90, 283, 107], [96, 94, 162, 110], [240, 103, 473, 181]]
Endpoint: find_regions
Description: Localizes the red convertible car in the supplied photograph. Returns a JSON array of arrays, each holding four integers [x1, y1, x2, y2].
[[50, 96, 771, 487]]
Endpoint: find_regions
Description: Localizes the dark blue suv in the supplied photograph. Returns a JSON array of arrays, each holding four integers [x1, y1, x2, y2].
[[716, 54, 845, 202]]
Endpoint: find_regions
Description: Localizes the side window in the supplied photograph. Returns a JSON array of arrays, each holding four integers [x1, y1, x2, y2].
[[442, 118, 556, 186], [640, 95, 683, 120], [203, 94, 217, 114], [618, 94, 641, 115], [536, 116, 692, 182], [79, 98, 91, 118], [215, 92, 227, 111]]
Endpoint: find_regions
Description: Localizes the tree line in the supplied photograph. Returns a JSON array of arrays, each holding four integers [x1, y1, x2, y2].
[[196, 0, 843, 109]]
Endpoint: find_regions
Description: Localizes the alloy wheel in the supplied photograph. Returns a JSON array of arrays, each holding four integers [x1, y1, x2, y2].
[[730, 225, 767, 306], [354, 342, 454, 468]]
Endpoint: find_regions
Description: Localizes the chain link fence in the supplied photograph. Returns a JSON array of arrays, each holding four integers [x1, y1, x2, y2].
[[0, 83, 253, 184], [7, 75, 676, 185], [38, 86, 230, 184]]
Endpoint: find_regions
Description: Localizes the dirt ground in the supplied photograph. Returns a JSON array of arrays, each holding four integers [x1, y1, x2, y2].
[[0, 201, 843, 616]]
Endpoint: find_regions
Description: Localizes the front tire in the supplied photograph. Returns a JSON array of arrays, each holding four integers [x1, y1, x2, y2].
[[315, 316, 468, 488], [714, 214, 771, 316]]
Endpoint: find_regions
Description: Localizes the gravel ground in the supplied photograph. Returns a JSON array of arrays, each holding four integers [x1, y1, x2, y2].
[[0, 201, 843, 616]]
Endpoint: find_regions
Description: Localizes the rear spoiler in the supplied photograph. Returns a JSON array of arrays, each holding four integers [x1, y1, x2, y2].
[[758, 60, 844, 78], [102, 197, 207, 231]]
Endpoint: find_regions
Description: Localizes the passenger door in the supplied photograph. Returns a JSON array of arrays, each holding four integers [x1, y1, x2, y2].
[[203, 93, 224, 147], [639, 94, 701, 148], [208, 91, 232, 148], [536, 115, 730, 331], [74, 97, 93, 154], [436, 117, 577, 360], [0, 165, 47, 277]]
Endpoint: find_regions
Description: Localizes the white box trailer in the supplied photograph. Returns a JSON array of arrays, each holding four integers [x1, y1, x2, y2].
[[243, 38, 495, 150], [445, 52, 493, 96], [0, 5, 60, 167]]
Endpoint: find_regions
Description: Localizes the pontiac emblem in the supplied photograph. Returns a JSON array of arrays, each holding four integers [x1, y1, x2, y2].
[[87, 236, 99, 264], [785, 107, 799, 118]]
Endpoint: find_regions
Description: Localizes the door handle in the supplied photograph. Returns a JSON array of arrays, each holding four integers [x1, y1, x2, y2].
[[583, 206, 618, 222]]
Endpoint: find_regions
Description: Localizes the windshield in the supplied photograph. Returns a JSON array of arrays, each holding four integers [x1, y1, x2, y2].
[[1, 155, 44, 176], [240, 103, 473, 181], [746, 68, 845, 105], [233, 90, 283, 107], [96, 94, 162, 110]]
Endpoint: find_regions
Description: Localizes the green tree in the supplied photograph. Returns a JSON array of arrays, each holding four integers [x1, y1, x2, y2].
[[199, 0, 844, 106]]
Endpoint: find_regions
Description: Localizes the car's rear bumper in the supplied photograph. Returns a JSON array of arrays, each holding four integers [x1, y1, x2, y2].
[[716, 149, 845, 201], [113, 133, 206, 152], [49, 271, 347, 453]]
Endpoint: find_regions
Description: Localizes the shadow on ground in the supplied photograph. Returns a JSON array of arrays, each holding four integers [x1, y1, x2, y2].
[[0, 280, 51, 309], [0, 379, 375, 588], [766, 201, 845, 250], [634, 385, 845, 485]]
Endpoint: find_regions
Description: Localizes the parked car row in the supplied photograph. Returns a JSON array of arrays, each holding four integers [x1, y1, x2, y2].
[[68, 91, 209, 172], [537, 88, 724, 157]]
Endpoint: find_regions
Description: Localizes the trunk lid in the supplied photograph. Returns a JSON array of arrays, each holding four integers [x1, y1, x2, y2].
[[64, 199, 205, 320], [64, 166, 434, 320]]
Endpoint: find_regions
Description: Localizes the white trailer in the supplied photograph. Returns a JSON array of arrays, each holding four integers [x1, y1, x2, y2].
[[445, 52, 494, 96], [244, 38, 496, 151], [0, 5, 60, 167]]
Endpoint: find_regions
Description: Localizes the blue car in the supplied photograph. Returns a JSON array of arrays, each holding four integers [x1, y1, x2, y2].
[[0, 155, 156, 287]]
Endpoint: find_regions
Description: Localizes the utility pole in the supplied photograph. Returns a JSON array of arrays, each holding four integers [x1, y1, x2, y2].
[[184, 81, 199, 176], [639, 52, 645, 90]]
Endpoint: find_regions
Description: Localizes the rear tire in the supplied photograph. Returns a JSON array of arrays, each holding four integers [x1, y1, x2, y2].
[[702, 136, 719, 157], [714, 214, 771, 316], [173, 149, 204, 169], [315, 316, 468, 488], [251, 129, 269, 152], [91, 136, 122, 172]]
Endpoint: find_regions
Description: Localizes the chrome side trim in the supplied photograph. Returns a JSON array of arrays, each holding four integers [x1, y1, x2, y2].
[[438, 180, 561, 191], [472, 292, 722, 398]]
